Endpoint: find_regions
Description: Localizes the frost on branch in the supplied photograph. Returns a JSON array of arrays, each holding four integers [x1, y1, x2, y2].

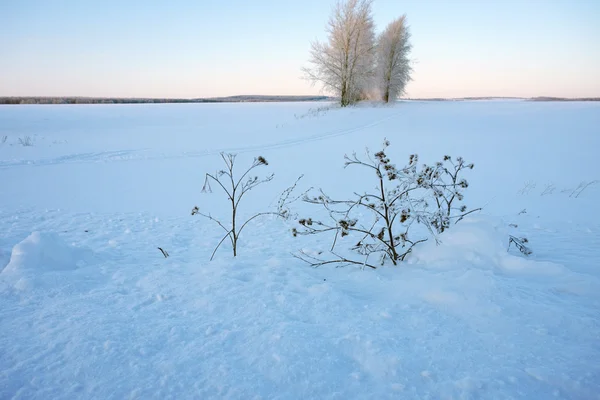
[[303, 0, 376, 107], [293, 139, 480, 269], [375, 15, 413, 102], [508, 235, 532, 256]]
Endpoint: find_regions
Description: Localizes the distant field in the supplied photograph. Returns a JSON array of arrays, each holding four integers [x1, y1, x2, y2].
[[1, 100, 599, 399]]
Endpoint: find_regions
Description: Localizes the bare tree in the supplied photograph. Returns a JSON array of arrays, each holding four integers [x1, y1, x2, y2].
[[303, 0, 376, 107], [375, 15, 412, 102]]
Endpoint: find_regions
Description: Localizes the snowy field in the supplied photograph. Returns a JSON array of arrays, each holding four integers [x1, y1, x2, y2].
[[1, 101, 599, 399]]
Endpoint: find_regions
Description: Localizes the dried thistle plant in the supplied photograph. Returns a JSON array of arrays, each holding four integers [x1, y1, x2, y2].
[[192, 152, 275, 260], [293, 139, 481, 269]]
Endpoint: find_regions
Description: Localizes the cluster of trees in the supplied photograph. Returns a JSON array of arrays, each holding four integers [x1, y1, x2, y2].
[[304, 0, 412, 107]]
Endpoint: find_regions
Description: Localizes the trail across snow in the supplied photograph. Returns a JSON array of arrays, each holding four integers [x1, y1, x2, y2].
[[1, 101, 599, 399], [0, 106, 402, 169]]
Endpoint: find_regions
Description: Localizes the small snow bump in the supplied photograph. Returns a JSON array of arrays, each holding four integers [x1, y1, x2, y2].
[[14, 277, 31, 291], [422, 289, 460, 306], [307, 283, 329, 295], [275, 294, 285, 304], [535, 327, 548, 335], [266, 257, 281, 267], [524, 368, 546, 382], [454, 377, 483, 391], [390, 383, 404, 391]]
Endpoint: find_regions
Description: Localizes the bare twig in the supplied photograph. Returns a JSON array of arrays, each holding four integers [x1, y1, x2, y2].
[[508, 235, 532, 256], [517, 181, 536, 195], [275, 175, 312, 220], [18, 136, 33, 147], [210, 232, 233, 261], [570, 180, 599, 198], [453, 207, 482, 224], [293, 250, 379, 269], [541, 183, 556, 196], [157, 247, 169, 258]]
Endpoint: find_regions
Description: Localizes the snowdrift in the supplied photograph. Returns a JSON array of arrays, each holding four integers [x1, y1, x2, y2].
[[1, 231, 93, 291], [409, 217, 566, 276]]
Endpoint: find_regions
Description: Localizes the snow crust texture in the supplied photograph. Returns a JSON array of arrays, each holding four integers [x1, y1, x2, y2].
[[1, 101, 599, 399]]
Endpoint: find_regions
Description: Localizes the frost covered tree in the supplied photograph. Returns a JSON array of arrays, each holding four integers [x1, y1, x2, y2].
[[303, 0, 376, 107], [375, 16, 412, 102]]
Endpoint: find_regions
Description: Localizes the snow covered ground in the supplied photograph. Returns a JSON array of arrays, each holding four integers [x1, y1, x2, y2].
[[1, 100, 599, 399]]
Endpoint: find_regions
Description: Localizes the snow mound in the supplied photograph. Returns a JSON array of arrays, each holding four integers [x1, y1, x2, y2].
[[1, 232, 93, 291], [409, 217, 566, 276], [0, 247, 9, 270]]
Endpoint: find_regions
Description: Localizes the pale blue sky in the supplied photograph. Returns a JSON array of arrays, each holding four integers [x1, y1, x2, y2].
[[1, 0, 598, 98]]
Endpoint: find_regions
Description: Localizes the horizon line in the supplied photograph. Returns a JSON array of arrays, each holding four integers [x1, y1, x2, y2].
[[1, 95, 599, 105], [2, 94, 599, 99]]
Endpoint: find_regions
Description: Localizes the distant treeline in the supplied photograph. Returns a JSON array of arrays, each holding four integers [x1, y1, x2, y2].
[[0, 95, 331, 105], [407, 97, 600, 102], [2, 95, 596, 105], [528, 97, 600, 102], [0, 97, 200, 105], [406, 97, 523, 101]]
